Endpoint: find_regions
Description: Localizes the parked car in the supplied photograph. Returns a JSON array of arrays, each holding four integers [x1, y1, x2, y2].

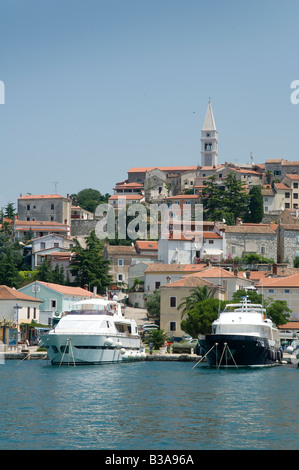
[[140, 324, 159, 332]]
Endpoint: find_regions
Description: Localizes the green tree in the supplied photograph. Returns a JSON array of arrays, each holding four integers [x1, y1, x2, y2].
[[69, 231, 112, 293], [201, 173, 249, 223], [37, 258, 54, 282], [0, 248, 23, 287], [71, 188, 110, 213], [245, 186, 264, 223], [180, 297, 226, 337], [232, 289, 264, 304], [145, 290, 160, 318], [149, 329, 168, 349], [4, 202, 16, 219], [178, 285, 217, 318], [266, 300, 291, 327]]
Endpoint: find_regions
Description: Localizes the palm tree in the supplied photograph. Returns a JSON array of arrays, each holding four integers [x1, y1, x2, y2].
[[149, 329, 168, 349], [178, 285, 217, 318]]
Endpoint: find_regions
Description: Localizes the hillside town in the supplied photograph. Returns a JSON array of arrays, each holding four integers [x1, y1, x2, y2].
[[1, 102, 299, 348]]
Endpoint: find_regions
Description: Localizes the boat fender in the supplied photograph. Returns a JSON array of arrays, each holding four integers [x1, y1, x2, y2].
[[115, 340, 123, 349], [104, 337, 114, 348], [119, 348, 126, 355]]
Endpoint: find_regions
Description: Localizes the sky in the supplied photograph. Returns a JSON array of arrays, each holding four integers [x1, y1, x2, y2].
[[0, 0, 299, 209]]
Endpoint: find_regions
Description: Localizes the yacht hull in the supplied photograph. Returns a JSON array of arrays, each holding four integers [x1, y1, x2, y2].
[[41, 333, 143, 365], [198, 334, 283, 367]]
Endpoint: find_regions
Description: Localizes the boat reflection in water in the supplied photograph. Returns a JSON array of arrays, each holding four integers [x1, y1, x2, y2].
[[197, 297, 283, 368], [41, 299, 146, 365]]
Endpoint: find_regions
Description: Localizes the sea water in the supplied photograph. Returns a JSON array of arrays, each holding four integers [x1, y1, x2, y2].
[[0, 360, 298, 450]]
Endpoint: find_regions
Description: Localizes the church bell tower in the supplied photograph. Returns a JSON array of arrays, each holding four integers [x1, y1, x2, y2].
[[201, 101, 218, 167]]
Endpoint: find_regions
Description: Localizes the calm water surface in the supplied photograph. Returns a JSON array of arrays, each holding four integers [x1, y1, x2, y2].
[[0, 360, 298, 450]]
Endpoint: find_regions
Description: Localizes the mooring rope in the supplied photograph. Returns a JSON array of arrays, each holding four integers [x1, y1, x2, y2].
[[192, 343, 218, 369]]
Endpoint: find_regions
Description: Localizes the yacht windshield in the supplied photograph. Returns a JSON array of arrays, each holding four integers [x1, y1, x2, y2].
[[68, 303, 116, 316]]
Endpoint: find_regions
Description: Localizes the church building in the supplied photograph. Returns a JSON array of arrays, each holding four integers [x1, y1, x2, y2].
[[201, 101, 218, 167]]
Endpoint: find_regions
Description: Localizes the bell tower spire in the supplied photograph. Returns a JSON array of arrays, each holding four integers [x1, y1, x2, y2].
[[201, 100, 218, 167]]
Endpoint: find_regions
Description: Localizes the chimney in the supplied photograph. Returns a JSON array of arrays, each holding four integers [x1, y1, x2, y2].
[[93, 286, 97, 296], [84, 284, 89, 290], [246, 270, 250, 279], [272, 263, 278, 275]]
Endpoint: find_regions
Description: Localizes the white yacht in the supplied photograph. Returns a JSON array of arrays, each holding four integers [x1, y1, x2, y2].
[[40, 299, 146, 365], [197, 297, 283, 367]]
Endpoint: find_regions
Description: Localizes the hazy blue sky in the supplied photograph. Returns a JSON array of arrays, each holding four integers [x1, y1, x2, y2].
[[0, 0, 298, 208]]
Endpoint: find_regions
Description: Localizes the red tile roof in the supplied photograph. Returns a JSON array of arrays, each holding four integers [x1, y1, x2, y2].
[[257, 273, 299, 287], [128, 166, 198, 173], [0, 285, 42, 302], [135, 241, 158, 250], [36, 281, 101, 297], [109, 195, 144, 200], [18, 194, 68, 199]]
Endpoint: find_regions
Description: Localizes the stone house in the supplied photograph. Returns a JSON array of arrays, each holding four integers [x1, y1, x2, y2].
[[144, 263, 207, 293], [143, 168, 169, 203], [257, 273, 299, 320], [225, 224, 278, 261], [265, 159, 299, 182], [103, 244, 140, 287], [277, 224, 299, 265], [113, 181, 143, 196], [30, 234, 74, 269], [108, 194, 145, 212], [262, 181, 294, 214], [71, 205, 94, 220], [14, 220, 70, 241], [17, 194, 71, 225]]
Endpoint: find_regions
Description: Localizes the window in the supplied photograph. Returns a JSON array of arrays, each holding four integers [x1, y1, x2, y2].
[[208, 240, 214, 244], [169, 322, 176, 331], [51, 203, 54, 210], [26, 204, 30, 210], [117, 273, 124, 282], [118, 259, 124, 266], [54, 243, 59, 247], [170, 296, 177, 308], [33, 308, 36, 319], [296, 236, 299, 244], [294, 183, 298, 189], [285, 203, 290, 208], [285, 192, 290, 198], [264, 197, 268, 202], [27, 307, 30, 319], [274, 170, 281, 176], [41, 242, 46, 249], [268, 289, 276, 294], [261, 246, 266, 255], [284, 289, 292, 294], [294, 193, 298, 199], [50, 300, 57, 310], [264, 206, 268, 212], [155, 282, 161, 289], [231, 245, 236, 254]]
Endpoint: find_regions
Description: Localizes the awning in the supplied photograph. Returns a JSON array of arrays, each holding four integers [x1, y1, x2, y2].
[[202, 249, 223, 255]]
